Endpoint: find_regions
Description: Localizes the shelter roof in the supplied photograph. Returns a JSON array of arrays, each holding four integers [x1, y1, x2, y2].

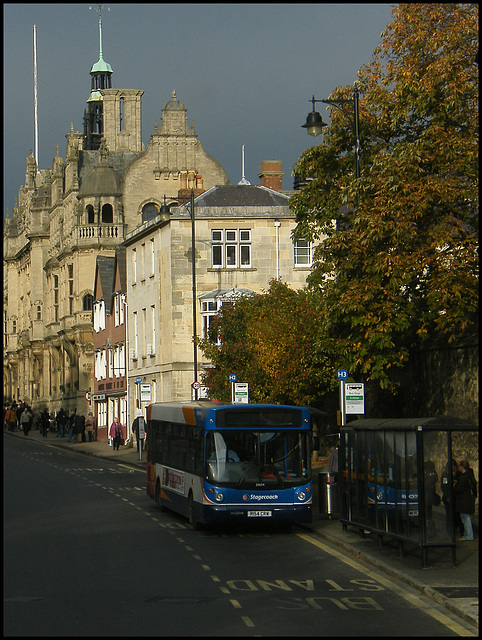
[[341, 416, 477, 431]]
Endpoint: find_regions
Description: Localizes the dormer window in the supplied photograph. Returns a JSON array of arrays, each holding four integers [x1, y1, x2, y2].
[[142, 203, 159, 224]]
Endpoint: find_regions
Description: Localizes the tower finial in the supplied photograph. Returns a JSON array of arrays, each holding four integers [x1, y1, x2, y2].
[[90, 4, 110, 61], [237, 145, 250, 185]]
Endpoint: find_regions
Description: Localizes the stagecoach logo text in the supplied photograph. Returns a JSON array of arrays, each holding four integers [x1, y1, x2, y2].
[[243, 494, 279, 501]]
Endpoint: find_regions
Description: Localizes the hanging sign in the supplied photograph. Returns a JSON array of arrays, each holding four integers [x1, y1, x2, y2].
[[140, 383, 151, 402], [234, 382, 249, 404], [345, 383, 365, 414]]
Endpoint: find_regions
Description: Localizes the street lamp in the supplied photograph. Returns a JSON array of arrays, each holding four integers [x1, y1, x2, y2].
[[302, 83, 361, 182], [191, 189, 198, 399], [184, 190, 198, 400]]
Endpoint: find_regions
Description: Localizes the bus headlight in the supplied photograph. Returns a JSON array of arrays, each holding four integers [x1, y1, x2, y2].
[[297, 491, 306, 501], [214, 492, 224, 502]]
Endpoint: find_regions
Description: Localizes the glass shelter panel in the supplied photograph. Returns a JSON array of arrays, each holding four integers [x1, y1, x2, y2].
[[422, 430, 452, 545], [341, 429, 419, 540]]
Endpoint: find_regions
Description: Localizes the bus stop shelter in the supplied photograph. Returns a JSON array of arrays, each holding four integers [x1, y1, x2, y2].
[[339, 416, 478, 568]]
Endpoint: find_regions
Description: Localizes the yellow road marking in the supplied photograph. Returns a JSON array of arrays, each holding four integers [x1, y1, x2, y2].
[[296, 532, 476, 636]]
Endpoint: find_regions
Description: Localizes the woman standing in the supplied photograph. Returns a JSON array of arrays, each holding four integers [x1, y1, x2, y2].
[[109, 417, 124, 451], [453, 459, 476, 541], [85, 411, 95, 442]]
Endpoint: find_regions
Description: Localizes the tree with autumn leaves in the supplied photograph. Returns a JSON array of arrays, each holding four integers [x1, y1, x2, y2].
[[197, 281, 337, 405], [199, 4, 478, 402], [292, 3, 478, 391]]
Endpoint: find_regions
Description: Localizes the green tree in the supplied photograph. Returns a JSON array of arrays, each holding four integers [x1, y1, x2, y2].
[[291, 3, 478, 390], [197, 280, 336, 405]]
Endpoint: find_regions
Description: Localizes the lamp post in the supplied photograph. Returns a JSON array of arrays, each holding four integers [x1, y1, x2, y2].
[[189, 189, 198, 400], [122, 296, 130, 444], [302, 83, 361, 186]]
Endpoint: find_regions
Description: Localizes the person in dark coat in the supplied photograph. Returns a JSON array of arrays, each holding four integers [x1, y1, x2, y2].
[[56, 408, 67, 438], [16, 403, 24, 429], [67, 409, 76, 442], [74, 413, 85, 443], [453, 460, 476, 541], [131, 410, 146, 452], [441, 459, 463, 536], [39, 408, 50, 437]]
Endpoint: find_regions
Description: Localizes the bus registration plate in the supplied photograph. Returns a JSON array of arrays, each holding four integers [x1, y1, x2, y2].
[[247, 510, 272, 517]]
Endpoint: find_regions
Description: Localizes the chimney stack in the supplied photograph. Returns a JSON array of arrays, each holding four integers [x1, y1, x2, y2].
[[258, 160, 283, 192]]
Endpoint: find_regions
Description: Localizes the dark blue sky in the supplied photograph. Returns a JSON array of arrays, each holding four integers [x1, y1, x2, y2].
[[4, 3, 394, 215]]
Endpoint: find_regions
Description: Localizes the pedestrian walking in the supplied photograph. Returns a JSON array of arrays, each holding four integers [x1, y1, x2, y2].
[[109, 417, 124, 451], [56, 408, 67, 438], [20, 407, 33, 436], [67, 409, 76, 442], [85, 411, 95, 442], [453, 459, 476, 541], [131, 410, 146, 453], [16, 403, 24, 430], [39, 408, 50, 437], [74, 413, 85, 443], [5, 405, 17, 432]]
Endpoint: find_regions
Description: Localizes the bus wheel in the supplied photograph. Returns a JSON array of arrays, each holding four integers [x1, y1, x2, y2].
[[155, 480, 165, 512], [187, 492, 200, 530]]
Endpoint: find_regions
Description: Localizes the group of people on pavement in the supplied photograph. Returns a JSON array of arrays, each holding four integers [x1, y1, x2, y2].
[[65, 409, 96, 443], [5, 403, 139, 452], [106, 411, 145, 452], [3, 403, 128, 450], [440, 458, 478, 541], [3, 402, 98, 443], [4, 401, 35, 435]]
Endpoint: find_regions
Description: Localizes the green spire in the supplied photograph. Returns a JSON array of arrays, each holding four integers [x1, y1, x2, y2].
[[90, 4, 113, 74]]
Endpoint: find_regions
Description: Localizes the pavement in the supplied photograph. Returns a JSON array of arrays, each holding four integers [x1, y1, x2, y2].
[[6, 428, 478, 629]]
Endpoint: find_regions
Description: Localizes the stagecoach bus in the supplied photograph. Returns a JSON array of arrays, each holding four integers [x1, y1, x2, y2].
[[146, 401, 315, 527]]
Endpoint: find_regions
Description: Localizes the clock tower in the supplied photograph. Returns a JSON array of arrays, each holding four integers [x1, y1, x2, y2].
[[83, 6, 143, 153], [83, 5, 113, 150]]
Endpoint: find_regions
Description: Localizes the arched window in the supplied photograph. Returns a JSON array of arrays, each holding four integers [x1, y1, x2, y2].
[[86, 204, 95, 224], [142, 202, 160, 223], [83, 294, 94, 311], [120, 97, 124, 131], [101, 203, 113, 223]]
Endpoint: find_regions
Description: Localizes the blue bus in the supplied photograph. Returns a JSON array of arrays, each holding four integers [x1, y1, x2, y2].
[[146, 401, 315, 527]]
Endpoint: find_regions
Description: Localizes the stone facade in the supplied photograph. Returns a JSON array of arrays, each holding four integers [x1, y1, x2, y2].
[[3, 38, 229, 416]]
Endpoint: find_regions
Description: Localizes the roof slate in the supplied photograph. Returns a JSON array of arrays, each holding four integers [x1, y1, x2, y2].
[[194, 185, 290, 208], [94, 255, 116, 313]]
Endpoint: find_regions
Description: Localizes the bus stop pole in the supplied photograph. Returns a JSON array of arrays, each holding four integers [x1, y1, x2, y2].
[[340, 381, 346, 426]]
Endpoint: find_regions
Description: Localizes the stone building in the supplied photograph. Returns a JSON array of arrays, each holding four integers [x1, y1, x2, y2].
[[3, 17, 228, 415], [121, 181, 317, 431]]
